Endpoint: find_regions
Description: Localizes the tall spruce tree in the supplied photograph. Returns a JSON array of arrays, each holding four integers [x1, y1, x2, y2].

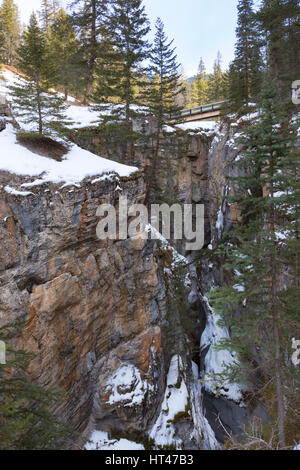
[[10, 13, 70, 136], [71, 0, 108, 104], [207, 52, 225, 103], [0, 0, 21, 66], [190, 58, 208, 107], [144, 17, 183, 204], [40, 0, 60, 32], [258, 0, 300, 100], [209, 83, 300, 448], [228, 0, 263, 114], [48, 8, 79, 100], [93, 0, 150, 164]]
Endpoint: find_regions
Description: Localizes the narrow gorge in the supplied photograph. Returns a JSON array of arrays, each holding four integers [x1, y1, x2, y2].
[[0, 109, 264, 449]]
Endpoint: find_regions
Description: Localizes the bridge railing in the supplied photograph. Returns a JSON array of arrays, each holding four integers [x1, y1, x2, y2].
[[169, 100, 226, 120], [180, 101, 226, 117]]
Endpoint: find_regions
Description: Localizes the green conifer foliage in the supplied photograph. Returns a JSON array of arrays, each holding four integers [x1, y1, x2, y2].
[[48, 8, 79, 100], [190, 58, 208, 107], [93, 0, 150, 164], [209, 83, 300, 448], [9, 13, 71, 136], [0, 0, 21, 66], [144, 17, 184, 203], [228, 0, 263, 114], [71, 0, 108, 104]]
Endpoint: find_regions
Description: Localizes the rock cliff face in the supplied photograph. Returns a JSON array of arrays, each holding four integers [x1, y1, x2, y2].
[[0, 173, 166, 434], [0, 119, 255, 449]]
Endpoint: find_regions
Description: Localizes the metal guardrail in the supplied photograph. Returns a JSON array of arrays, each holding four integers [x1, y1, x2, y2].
[[180, 101, 226, 117]]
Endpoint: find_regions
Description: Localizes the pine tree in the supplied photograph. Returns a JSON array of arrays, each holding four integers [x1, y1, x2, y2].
[[258, 0, 300, 100], [71, 0, 108, 104], [228, 0, 263, 114], [190, 58, 208, 107], [0, 319, 74, 450], [48, 8, 79, 100], [209, 83, 300, 448], [144, 17, 183, 203], [40, 0, 60, 33], [93, 0, 150, 164], [9, 13, 70, 136], [207, 52, 225, 103], [0, 0, 21, 66]]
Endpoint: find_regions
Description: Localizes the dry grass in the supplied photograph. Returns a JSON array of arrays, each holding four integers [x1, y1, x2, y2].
[[17, 133, 68, 161]]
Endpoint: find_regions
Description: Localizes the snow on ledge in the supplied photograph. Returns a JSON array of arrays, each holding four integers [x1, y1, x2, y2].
[[0, 125, 138, 188], [4, 185, 33, 197], [85, 430, 145, 451], [105, 363, 154, 408], [175, 120, 217, 135]]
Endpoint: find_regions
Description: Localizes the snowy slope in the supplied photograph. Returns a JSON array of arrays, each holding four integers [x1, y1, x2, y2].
[[0, 66, 138, 186], [0, 124, 138, 187]]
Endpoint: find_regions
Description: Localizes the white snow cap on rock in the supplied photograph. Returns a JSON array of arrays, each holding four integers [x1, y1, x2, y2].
[[0, 125, 138, 188], [105, 363, 154, 407], [149, 355, 190, 449]]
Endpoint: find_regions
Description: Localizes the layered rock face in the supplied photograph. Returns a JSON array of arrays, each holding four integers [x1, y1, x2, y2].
[[0, 119, 257, 449], [0, 173, 166, 436]]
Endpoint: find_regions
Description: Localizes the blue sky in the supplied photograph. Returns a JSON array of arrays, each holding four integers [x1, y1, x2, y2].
[[15, 0, 238, 76]]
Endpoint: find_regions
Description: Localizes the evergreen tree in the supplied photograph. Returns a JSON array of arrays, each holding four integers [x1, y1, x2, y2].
[[258, 0, 300, 100], [0, 319, 74, 450], [40, 0, 60, 32], [48, 8, 79, 100], [209, 83, 300, 448], [93, 0, 150, 164], [0, 0, 21, 66], [71, 0, 108, 104], [228, 0, 263, 113], [10, 13, 70, 136], [144, 17, 183, 203], [207, 52, 225, 103], [190, 58, 208, 107]]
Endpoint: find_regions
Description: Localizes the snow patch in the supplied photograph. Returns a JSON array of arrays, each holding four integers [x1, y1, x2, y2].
[[85, 430, 145, 451], [0, 125, 138, 187], [200, 296, 243, 403], [149, 355, 189, 449], [4, 185, 33, 197], [105, 364, 153, 408], [175, 120, 217, 136]]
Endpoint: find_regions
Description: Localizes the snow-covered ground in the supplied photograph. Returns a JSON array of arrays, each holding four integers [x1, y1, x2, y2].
[[0, 67, 138, 187], [0, 124, 138, 188], [175, 120, 217, 133], [64, 104, 99, 128], [85, 430, 145, 451]]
